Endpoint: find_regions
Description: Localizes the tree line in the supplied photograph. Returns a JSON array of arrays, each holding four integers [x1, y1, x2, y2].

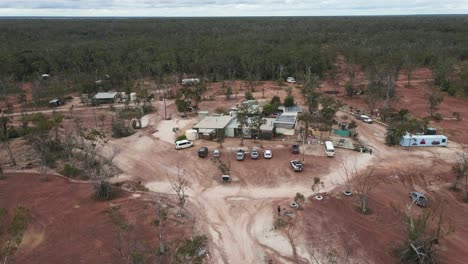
[[0, 16, 468, 97]]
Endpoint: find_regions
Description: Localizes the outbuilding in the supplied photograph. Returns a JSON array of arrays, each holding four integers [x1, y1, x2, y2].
[[93, 92, 118, 104], [400, 134, 448, 147], [49, 98, 63, 107]]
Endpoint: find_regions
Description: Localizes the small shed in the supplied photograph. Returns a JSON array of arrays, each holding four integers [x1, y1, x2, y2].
[[49, 98, 63, 107], [93, 92, 118, 104], [400, 134, 448, 147]]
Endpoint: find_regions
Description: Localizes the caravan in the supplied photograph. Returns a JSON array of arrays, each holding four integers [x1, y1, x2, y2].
[[324, 141, 335, 157]]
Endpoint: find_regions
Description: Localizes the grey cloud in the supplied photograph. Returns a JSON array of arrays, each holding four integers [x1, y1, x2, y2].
[[0, 0, 467, 16]]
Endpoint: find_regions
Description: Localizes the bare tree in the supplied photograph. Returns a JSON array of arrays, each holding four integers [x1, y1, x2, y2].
[[399, 201, 448, 264], [1, 207, 31, 264], [451, 150, 468, 199], [62, 126, 78, 166], [154, 199, 168, 256], [169, 165, 189, 217], [426, 86, 444, 118], [342, 159, 380, 214], [98, 113, 106, 127], [0, 114, 16, 166], [403, 54, 415, 87], [354, 167, 379, 214], [107, 206, 132, 263]]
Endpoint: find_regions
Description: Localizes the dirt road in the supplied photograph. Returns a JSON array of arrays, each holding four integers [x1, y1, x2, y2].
[[107, 105, 396, 263]]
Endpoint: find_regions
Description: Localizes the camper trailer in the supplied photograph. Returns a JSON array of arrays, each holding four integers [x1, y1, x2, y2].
[[324, 141, 335, 157], [400, 134, 448, 147]]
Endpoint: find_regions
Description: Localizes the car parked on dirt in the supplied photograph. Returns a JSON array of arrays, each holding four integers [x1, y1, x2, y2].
[[198, 147, 208, 158], [175, 139, 194, 150], [292, 144, 299, 154], [212, 149, 220, 158], [264, 149, 272, 159], [359, 114, 373, 124], [236, 149, 245, 161], [251, 149, 259, 159], [409, 192, 428, 207], [290, 160, 303, 172]]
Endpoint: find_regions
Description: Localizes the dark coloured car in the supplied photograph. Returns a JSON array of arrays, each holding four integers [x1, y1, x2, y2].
[[198, 147, 208, 158], [236, 149, 245, 161], [409, 192, 428, 207], [292, 144, 300, 154]]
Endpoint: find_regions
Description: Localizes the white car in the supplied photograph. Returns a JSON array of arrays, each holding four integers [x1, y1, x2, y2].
[[264, 149, 272, 159], [359, 115, 373, 124], [287, 77, 296, 83], [175, 139, 194, 150]]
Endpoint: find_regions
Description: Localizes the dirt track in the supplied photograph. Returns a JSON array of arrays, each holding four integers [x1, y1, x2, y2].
[[3, 77, 468, 263], [102, 92, 465, 263]]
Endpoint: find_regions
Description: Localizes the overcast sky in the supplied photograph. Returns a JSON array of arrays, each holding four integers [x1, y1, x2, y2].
[[1, 0, 467, 17]]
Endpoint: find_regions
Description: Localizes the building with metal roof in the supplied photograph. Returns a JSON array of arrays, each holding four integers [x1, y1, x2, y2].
[[93, 92, 119, 104], [193, 116, 234, 138]]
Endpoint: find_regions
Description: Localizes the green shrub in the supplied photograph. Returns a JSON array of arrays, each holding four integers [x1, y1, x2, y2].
[[94, 180, 113, 200], [174, 235, 208, 264], [244, 92, 254, 100], [447, 84, 458, 96], [61, 163, 82, 177], [111, 118, 134, 138], [433, 113, 442, 121], [176, 135, 187, 142]]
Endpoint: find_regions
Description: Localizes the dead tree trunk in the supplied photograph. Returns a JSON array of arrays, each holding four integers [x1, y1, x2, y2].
[[3, 141, 16, 166]]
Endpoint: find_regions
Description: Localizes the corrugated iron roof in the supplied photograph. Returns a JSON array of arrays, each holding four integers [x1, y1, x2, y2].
[[193, 116, 234, 130]]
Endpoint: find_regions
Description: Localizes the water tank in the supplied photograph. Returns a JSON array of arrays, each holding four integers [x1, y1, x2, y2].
[[185, 129, 198, 141], [130, 92, 137, 102], [425, 127, 437, 135]]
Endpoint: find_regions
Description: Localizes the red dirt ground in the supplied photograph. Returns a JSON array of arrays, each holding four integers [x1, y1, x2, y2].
[[0, 173, 191, 264], [322, 60, 468, 146], [289, 159, 468, 264]]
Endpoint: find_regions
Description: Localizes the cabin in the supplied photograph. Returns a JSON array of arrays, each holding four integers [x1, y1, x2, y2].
[[192, 116, 234, 139]]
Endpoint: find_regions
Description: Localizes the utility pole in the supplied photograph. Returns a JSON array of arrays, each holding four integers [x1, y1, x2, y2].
[[163, 98, 167, 120], [302, 130, 306, 163]]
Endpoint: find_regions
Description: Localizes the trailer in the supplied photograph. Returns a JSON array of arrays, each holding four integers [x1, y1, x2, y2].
[[400, 134, 448, 147], [182, 78, 200, 86]]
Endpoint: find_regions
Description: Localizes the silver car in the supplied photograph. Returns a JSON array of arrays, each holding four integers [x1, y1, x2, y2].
[[251, 149, 259, 159], [212, 149, 221, 158]]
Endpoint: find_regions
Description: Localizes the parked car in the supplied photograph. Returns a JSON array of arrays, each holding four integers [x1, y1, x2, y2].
[[292, 144, 300, 154], [409, 192, 428, 207], [175, 139, 194, 150], [359, 114, 373, 124], [287, 77, 296, 83], [212, 149, 221, 158], [290, 160, 303, 172], [198, 147, 208, 158], [264, 149, 272, 159], [251, 149, 259, 159], [236, 149, 245, 161]]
